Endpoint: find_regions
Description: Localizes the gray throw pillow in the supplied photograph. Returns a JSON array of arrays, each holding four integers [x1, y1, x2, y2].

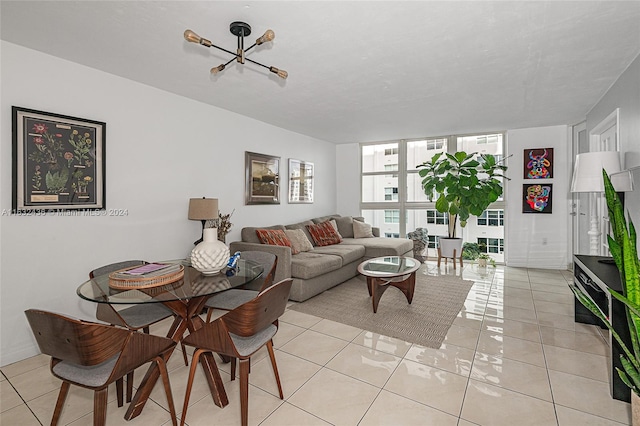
[[353, 220, 374, 238], [285, 229, 314, 254]]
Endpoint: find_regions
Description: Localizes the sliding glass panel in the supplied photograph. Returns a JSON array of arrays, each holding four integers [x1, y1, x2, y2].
[[362, 143, 399, 173], [361, 175, 399, 202]]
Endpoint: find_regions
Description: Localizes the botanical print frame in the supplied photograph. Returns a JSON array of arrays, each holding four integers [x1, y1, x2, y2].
[[245, 151, 280, 205], [12, 106, 106, 211], [523, 183, 553, 214], [523, 148, 554, 179], [288, 158, 314, 203]]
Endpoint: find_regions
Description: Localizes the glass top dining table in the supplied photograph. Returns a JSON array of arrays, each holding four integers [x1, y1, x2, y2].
[[76, 258, 263, 420], [77, 258, 263, 304]]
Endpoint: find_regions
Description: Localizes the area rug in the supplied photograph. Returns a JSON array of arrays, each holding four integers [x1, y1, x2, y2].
[[289, 268, 474, 348]]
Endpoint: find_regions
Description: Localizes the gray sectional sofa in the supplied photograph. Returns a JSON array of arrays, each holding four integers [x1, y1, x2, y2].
[[229, 215, 413, 301]]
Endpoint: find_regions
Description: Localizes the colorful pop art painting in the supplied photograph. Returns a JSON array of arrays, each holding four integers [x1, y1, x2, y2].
[[524, 148, 553, 179], [523, 183, 553, 213]]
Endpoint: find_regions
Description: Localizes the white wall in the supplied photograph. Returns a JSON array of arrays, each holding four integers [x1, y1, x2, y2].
[[505, 125, 570, 269], [336, 143, 360, 216], [0, 42, 337, 366], [586, 54, 640, 230]]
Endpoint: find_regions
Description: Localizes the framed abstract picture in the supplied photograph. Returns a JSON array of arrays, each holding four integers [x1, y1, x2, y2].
[[523, 183, 553, 213], [288, 158, 314, 203], [12, 106, 106, 212], [524, 148, 553, 179], [245, 151, 280, 205]]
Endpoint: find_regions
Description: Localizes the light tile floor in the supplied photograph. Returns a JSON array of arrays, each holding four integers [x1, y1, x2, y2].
[[1, 262, 633, 425]]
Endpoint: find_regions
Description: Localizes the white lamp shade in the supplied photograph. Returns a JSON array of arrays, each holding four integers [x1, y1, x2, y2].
[[570, 151, 632, 193]]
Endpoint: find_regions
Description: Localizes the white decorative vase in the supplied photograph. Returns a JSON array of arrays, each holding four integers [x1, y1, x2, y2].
[[190, 228, 230, 275], [633, 391, 640, 426]]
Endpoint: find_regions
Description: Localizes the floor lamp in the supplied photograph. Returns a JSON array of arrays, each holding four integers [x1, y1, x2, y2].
[[570, 152, 631, 255]]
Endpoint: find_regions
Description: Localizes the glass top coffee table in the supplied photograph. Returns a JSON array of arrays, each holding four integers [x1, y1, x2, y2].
[[357, 256, 421, 313]]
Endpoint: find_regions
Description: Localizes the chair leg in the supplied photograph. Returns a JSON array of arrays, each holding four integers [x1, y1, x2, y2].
[[266, 340, 284, 399], [156, 356, 178, 426], [239, 359, 250, 426], [205, 307, 213, 323], [143, 326, 150, 334], [126, 371, 134, 402], [51, 382, 70, 426], [180, 349, 205, 426], [231, 357, 236, 381], [181, 341, 189, 366], [93, 387, 108, 426], [437, 248, 442, 267], [116, 377, 124, 407]]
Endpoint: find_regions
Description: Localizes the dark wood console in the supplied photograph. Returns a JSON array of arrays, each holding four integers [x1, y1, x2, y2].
[[573, 254, 631, 402]]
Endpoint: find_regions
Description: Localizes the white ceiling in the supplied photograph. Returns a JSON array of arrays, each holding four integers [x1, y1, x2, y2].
[[2, 1, 640, 144]]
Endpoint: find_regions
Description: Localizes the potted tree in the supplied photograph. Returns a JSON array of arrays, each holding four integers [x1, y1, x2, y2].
[[417, 151, 508, 259], [571, 170, 640, 423]]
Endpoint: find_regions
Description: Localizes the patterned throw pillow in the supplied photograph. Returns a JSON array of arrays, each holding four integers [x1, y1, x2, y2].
[[285, 229, 314, 254], [255, 229, 294, 252], [306, 221, 342, 246]]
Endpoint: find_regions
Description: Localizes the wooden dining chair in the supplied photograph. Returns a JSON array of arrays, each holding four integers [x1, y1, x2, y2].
[[90, 260, 188, 404], [25, 309, 178, 426], [204, 251, 278, 322], [180, 278, 293, 426]]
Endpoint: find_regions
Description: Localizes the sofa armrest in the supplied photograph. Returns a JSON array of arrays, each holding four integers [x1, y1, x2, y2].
[[228, 241, 292, 283], [372, 227, 380, 237]]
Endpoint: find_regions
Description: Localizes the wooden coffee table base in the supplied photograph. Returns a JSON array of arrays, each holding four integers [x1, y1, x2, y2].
[[365, 273, 416, 313]]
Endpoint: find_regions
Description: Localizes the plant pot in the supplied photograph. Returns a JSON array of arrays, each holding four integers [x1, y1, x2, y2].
[[633, 391, 640, 426], [439, 237, 463, 258], [478, 258, 487, 268]]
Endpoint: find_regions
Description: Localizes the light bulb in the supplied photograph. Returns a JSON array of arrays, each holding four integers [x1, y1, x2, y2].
[[210, 64, 225, 74], [256, 29, 275, 45], [184, 29, 211, 47], [269, 66, 288, 79]]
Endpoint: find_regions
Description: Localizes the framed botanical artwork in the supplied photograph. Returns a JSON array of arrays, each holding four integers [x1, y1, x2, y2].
[[245, 151, 280, 205], [288, 158, 314, 203], [524, 148, 553, 179], [523, 183, 553, 213], [12, 106, 106, 211]]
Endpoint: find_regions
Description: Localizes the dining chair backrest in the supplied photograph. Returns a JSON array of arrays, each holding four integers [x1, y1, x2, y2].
[[239, 251, 278, 292], [222, 278, 292, 337], [26, 309, 128, 367], [89, 260, 146, 279]]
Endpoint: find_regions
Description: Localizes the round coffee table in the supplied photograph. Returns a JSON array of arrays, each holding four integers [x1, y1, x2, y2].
[[357, 256, 421, 313]]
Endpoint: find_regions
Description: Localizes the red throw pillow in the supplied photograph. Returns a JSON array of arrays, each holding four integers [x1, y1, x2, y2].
[[306, 221, 342, 246], [255, 229, 297, 253]]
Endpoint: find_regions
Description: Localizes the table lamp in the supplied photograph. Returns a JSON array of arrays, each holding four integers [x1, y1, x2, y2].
[[188, 197, 218, 245], [570, 151, 631, 255]]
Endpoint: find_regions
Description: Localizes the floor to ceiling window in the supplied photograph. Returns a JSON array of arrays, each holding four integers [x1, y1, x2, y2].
[[361, 133, 506, 262]]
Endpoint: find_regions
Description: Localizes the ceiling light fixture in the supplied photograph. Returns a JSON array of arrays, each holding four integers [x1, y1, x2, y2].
[[184, 21, 288, 79]]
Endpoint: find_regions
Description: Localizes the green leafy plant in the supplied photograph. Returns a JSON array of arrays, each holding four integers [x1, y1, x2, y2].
[[417, 151, 508, 238], [570, 169, 640, 396], [462, 242, 486, 260]]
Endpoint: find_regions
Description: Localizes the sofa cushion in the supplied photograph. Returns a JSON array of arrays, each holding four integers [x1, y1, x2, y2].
[[285, 220, 316, 246], [241, 225, 286, 244], [291, 252, 342, 279], [313, 244, 365, 265], [341, 237, 413, 258], [285, 229, 314, 254], [311, 214, 341, 224], [334, 216, 354, 238], [256, 229, 295, 252], [307, 221, 342, 246], [353, 220, 374, 238]]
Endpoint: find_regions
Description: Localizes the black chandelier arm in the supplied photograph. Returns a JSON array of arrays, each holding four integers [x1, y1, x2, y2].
[[243, 56, 270, 70], [208, 43, 238, 58], [243, 42, 258, 54]]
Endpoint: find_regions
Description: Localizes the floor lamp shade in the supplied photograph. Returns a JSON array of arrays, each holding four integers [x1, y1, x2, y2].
[[570, 152, 631, 193]]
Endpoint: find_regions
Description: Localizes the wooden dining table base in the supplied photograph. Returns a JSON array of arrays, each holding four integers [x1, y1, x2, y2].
[[125, 296, 228, 420], [365, 272, 416, 313]]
